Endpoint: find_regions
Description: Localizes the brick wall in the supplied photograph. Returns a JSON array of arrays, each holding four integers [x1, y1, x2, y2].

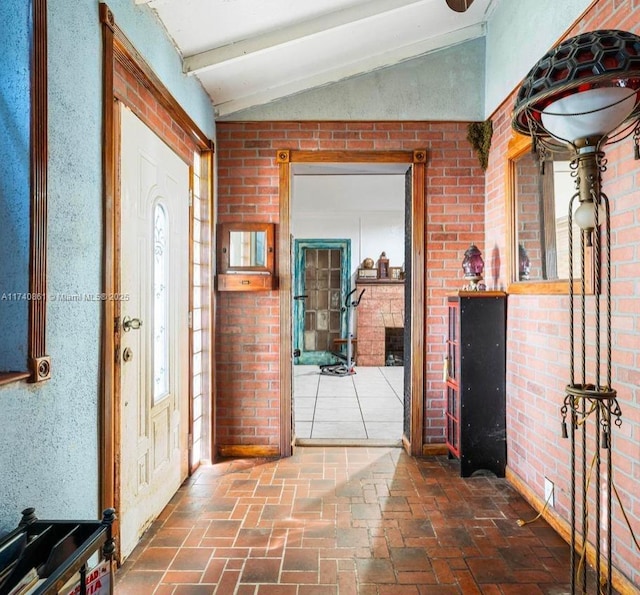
[[515, 151, 543, 280], [215, 122, 485, 449], [114, 61, 196, 164], [355, 282, 404, 366], [484, 0, 640, 585]]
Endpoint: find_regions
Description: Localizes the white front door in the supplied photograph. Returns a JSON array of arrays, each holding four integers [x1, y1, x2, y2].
[[118, 103, 190, 560]]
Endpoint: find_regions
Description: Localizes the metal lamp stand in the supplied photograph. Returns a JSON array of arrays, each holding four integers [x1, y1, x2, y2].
[[561, 144, 622, 594]]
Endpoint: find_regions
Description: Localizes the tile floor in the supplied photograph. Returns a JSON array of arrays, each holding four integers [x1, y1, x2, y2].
[[115, 446, 586, 594], [293, 365, 404, 443]]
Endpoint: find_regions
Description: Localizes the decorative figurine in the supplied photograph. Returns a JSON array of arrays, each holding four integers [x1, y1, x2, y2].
[[462, 244, 486, 291], [377, 252, 389, 279]]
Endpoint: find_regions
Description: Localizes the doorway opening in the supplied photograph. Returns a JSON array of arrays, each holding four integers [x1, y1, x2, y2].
[[291, 164, 406, 444], [278, 149, 426, 456]]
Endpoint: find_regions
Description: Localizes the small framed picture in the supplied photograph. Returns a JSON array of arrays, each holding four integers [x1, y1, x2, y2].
[[389, 267, 403, 280], [358, 268, 378, 280]]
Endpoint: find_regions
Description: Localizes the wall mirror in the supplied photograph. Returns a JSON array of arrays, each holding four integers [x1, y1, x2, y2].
[[229, 230, 266, 268], [217, 222, 275, 291], [506, 133, 594, 294], [0, 0, 49, 384]]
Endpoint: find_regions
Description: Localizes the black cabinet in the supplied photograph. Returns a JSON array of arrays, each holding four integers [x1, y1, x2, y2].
[[445, 292, 507, 477]]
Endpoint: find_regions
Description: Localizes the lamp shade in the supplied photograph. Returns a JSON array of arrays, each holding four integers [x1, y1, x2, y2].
[[513, 30, 640, 143], [574, 199, 605, 231]]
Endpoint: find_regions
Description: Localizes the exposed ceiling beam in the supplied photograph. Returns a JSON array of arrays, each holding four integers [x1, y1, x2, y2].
[[214, 24, 484, 117], [184, 0, 426, 75]]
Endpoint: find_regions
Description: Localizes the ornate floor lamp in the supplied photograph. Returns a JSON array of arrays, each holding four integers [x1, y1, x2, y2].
[[512, 30, 640, 593]]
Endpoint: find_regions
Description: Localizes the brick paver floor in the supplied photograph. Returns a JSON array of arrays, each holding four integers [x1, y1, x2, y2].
[[115, 447, 586, 594]]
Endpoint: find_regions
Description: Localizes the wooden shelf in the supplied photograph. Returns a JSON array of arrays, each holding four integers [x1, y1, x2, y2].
[[356, 279, 404, 284], [0, 371, 31, 387]]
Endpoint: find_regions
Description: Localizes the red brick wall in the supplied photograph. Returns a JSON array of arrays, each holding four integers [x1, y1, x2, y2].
[[114, 61, 196, 164], [355, 282, 404, 366], [485, 0, 640, 585], [515, 152, 543, 279], [215, 122, 485, 448]]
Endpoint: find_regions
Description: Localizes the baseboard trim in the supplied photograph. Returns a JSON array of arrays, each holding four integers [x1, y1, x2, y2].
[[217, 445, 280, 458], [295, 438, 402, 447], [505, 466, 637, 594], [422, 443, 448, 456]]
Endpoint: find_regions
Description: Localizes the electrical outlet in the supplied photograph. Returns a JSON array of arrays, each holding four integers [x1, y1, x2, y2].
[[544, 477, 555, 507]]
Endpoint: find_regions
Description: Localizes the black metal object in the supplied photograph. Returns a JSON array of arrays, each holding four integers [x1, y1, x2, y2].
[[446, 293, 507, 478], [512, 29, 640, 134], [559, 150, 620, 595], [512, 29, 640, 141], [0, 508, 116, 595], [319, 288, 364, 377]]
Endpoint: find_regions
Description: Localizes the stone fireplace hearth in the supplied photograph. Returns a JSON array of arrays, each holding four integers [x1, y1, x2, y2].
[[355, 281, 404, 367]]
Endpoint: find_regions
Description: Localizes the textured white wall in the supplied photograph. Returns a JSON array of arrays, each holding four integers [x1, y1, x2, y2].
[[484, 0, 591, 117], [0, 0, 214, 535], [0, 1, 30, 371], [220, 38, 486, 121], [292, 175, 406, 279], [221, 1, 591, 123]]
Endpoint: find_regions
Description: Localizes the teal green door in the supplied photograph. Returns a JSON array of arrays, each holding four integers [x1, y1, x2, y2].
[[294, 239, 351, 366]]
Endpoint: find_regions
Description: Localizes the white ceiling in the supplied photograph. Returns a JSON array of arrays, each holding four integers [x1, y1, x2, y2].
[[137, 0, 498, 118]]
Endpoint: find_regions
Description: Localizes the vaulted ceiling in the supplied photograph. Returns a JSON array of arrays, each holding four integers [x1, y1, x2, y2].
[[137, 0, 498, 118]]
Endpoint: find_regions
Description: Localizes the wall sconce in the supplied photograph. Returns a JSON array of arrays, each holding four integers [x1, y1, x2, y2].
[[512, 29, 640, 593]]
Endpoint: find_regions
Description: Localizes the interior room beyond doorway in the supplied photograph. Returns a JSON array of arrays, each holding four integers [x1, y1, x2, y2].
[[291, 162, 407, 444], [294, 365, 404, 443]]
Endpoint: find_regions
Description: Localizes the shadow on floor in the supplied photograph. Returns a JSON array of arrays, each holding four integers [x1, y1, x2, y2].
[[115, 446, 590, 594]]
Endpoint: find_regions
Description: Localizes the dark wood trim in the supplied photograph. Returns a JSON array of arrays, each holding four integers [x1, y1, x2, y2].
[[288, 150, 416, 164], [99, 1, 117, 531], [27, 0, 50, 383], [279, 149, 426, 457], [421, 443, 448, 456], [278, 152, 292, 458], [0, 372, 32, 387], [218, 445, 281, 458], [409, 159, 425, 456], [202, 149, 216, 464], [505, 132, 594, 295], [99, 3, 215, 550]]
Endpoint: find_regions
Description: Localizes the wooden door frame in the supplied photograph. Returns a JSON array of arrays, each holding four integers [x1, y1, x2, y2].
[[100, 3, 214, 548], [293, 238, 351, 366], [277, 149, 426, 457]]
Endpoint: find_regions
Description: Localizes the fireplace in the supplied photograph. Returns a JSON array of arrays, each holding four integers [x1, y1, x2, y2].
[[385, 327, 404, 365], [355, 281, 404, 366]]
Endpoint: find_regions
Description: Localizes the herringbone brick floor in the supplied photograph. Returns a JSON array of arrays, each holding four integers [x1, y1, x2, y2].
[[115, 447, 578, 594]]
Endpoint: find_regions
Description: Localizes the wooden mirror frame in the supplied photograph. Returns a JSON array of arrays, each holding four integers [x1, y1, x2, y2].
[[216, 222, 276, 291], [0, 0, 49, 386], [217, 222, 275, 274], [506, 132, 594, 295]]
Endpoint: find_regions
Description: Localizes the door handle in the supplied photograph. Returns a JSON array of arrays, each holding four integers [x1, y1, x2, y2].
[[122, 316, 143, 332]]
